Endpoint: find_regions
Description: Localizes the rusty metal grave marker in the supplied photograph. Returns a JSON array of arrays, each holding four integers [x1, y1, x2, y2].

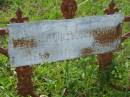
[[10, 8, 37, 97], [0, 0, 130, 97], [8, 14, 124, 67], [100, 0, 130, 91]]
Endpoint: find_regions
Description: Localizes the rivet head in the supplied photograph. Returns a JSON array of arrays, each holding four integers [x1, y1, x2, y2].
[[44, 53, 49, 59], [39, 52, 49, 60]]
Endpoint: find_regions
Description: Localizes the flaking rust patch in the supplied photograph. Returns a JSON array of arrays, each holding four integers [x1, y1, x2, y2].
[[93, 25, 122, 45], [13, 38, 37, 48], [81, 48, 94, 57]]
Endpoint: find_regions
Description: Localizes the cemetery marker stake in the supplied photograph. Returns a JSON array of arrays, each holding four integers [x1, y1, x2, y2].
[[61, 0, 77, 95], [0, 28, 8, 57], [98, 0, 119, 70], [0, 47, 8, 57], [101, 0, 130, 91], [10, 8, 38, 97]]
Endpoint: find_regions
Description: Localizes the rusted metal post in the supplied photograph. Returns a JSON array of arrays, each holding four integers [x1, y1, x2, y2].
[[10, 8, 38, 97], [122, 32, 130, 42], [0, 28, 8, 57], [98, 0, 119, 70], [98, 0, 130, 92], [104, 0, 119, 15], [61, 0, 77, 96], [124, 16, 130, 22], [0, 28, 8, 36], [61, 0, 77, 19], [10, 8, 28, 23], [0, 47, 8, 57]]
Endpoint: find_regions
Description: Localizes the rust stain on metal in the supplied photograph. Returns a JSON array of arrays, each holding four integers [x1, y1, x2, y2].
[[61, 0, 77, 19], [13, 38, 37, 48], [81, 48, 94, 57], [94, 25, 121, 45]]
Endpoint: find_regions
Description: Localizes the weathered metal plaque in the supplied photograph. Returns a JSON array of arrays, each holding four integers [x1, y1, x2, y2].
[[8, 14, 124, 67]]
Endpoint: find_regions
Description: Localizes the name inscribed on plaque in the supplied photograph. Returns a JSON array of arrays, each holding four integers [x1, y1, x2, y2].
[[8, 14, 124, 67]]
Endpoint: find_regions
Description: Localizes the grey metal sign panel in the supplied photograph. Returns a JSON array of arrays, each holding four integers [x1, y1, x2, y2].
[[8, 14, 124, 67]]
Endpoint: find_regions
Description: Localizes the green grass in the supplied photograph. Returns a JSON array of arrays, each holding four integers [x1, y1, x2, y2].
[[0, 0, 130, 97]]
